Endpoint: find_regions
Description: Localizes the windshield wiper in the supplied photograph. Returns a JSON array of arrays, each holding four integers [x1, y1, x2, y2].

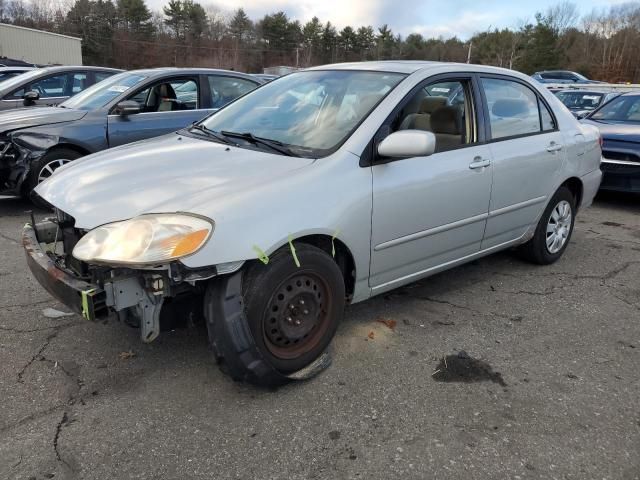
[[189, 124, 234, 145], [220, 131, 299, 157]]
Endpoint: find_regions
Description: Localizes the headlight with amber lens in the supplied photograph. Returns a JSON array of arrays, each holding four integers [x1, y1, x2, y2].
[[72, 214, 213, 265]]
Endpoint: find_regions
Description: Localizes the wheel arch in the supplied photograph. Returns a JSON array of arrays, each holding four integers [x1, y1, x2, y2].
[[258, 233, 357, 303], [560, 177, 583, 211], [45, 142, 92, 158]]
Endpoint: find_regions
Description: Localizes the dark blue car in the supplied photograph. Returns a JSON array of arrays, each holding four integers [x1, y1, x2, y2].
[[0, 68, 262, 201], [581, 92, 640, 193]]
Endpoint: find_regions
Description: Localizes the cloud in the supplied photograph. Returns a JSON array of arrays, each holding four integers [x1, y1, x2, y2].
[[405, 11, 505, 40], [148, 0, 383, 28]]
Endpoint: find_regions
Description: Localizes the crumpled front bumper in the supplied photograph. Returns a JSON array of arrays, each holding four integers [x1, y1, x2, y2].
[[22, 222, 106, 320]]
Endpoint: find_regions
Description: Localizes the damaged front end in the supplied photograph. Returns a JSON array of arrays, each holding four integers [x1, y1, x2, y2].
[[0, 132, 57, 195], [23, 211, 222, 343]]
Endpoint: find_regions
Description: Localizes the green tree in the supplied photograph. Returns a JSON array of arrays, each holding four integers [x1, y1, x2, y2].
[[302, 16, 322, 65], [117, 0, 153, 35]]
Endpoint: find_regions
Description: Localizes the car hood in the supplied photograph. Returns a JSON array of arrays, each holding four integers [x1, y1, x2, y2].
[[581, 119, 640, 143], [35, 134, 315, 229], [0, 106, 86, 134]]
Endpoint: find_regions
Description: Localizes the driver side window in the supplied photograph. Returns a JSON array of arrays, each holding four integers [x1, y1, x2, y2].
[[125, 78, 198, 113], [392, 79, 475, 153]]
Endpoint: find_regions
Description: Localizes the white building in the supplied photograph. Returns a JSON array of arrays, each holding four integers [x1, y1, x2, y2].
[[0, 23, 82, 66]]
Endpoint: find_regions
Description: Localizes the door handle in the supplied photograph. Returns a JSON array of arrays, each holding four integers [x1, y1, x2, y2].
[[546, 142, 563, 152], [469, 157, 491, 169]]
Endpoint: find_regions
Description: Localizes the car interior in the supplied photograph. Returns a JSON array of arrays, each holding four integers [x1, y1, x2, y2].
[[130, 80, 197, 113], [394, 81, 472, 152]]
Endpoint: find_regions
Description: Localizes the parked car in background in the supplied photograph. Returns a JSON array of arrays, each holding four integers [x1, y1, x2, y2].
[[554, 89, 620, 118], [26, 61, 602, 387], [581, 92, 640, 193], [0, 66, 121, 110], [0, 66, 35, 83], [0, 68, 262, 201], [532, 70, 601, 84]]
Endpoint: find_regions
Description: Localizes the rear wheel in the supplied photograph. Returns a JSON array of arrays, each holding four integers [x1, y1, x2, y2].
[[24, 148, 83, 207], [518, 186, 576, 265]]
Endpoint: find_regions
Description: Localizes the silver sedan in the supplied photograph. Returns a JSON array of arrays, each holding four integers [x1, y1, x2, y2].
[[25, 61, 602, 387]]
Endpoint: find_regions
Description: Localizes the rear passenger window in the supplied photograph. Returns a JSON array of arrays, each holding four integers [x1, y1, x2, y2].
[[481, 78, 547, 140], [208, 76, 257, 109], [94, 71, 114, 83], [539, 99, 555, 131], [392, 79, 475, 153], [70, 73, 88, 93]]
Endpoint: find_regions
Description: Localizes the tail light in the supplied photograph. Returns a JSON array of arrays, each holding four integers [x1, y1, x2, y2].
[[598, 133, 603, 148]]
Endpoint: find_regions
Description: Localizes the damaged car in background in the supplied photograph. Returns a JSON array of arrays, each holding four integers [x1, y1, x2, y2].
[[24, 61, 602, 387], [0, 68, 261, 205]]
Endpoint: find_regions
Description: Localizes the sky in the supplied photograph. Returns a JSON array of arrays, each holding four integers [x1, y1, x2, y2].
[[147, 0, 632, 40]]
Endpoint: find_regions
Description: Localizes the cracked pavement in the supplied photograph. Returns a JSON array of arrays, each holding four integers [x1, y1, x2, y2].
[[1, 192, 639, 480]]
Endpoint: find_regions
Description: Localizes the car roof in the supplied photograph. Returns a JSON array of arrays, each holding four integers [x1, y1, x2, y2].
[[34, 65, 122, 73], [306, 60, 527, 77], [125, 67, 261, 81], [555, 89, 609, 94], [0, 66, 34, 71]]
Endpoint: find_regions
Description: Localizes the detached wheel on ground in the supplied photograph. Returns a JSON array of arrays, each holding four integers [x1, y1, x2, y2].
[[24, 148, 83, 208], [204, 243, 345, 386], [518, 186, 576, 265]]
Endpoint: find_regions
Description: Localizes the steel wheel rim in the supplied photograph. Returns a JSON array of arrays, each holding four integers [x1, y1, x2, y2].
[[262, 271, 333, 360], [546, 200, 572, 254], [37, 159, 71, 184]]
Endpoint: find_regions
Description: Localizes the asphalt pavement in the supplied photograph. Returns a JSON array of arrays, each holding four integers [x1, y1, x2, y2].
[[1, 192, 639, 480]]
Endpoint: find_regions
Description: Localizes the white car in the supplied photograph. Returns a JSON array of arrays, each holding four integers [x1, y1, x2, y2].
[[24, 61, 602, 386]]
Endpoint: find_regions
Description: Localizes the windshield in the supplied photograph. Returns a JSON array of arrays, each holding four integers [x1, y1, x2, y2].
[[60, 72, 147, 110], [590, 95, 640, 122], [0, 71, 27, 82], [556, 91, 603, 110], [0, 69, 44, 92], [200, 70, 406, 157]]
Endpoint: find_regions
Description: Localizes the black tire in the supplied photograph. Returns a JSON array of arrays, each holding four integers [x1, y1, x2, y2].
[[242, 244, 345, 373], [24, 148, 83, 207], [518, 186, 576, 265]]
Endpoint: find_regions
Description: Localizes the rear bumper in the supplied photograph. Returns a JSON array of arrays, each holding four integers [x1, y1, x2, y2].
[[600, 160, 640, 193], [22, 223, 106, 320], [580, 168, 603, 209]]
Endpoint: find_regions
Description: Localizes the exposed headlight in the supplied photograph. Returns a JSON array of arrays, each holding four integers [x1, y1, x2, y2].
[[72, 214, 213, 265]]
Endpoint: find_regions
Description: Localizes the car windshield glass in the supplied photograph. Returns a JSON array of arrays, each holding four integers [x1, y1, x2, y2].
[[556, 92, 603, 110], [590, 95, 640, 122], [60, 72, 147, 110], [0, 72, 23, 82], [200, 70, 406, 157], [0, 69, 43, 91]]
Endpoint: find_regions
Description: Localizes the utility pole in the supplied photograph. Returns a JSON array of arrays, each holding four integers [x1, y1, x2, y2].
[[295, 47, 299, 68], [467, 41, 472, 64]]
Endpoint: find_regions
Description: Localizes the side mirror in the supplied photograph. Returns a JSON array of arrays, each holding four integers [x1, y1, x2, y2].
[[377, 130, 436, 158], [114, 100, 141, 116], [23, 90, 40, 106]]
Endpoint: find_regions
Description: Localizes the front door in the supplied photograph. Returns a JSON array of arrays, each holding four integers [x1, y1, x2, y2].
[[107, 77, 213, 147], [478, 76, 566, 249], [369, 77, 493, 291]]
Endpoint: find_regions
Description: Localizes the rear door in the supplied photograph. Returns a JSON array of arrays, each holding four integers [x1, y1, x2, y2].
[[478, 76, 565, 249], [107, 76, 212, 147]]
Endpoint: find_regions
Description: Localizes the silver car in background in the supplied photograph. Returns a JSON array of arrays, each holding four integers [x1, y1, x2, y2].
[[24, 61, 602, 387]]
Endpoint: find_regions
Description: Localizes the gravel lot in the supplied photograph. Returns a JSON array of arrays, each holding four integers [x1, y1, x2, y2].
[[1, 193, 639, 480]]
